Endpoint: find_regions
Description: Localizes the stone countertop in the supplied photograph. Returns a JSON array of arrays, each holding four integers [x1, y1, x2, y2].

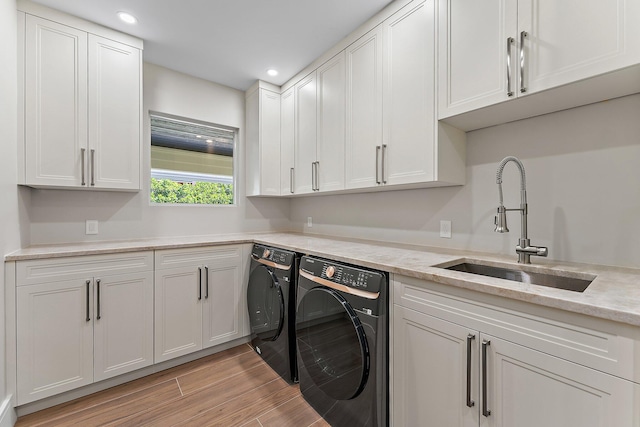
[[6, 232, 640, 327]]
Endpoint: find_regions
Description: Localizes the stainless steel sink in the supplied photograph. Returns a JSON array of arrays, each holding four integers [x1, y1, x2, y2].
[[441, 261, 595, 292]]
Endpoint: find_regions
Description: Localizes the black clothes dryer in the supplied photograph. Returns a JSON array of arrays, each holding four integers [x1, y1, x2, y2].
[[296, 255, 388, 427], [247, 244, 299, 384]]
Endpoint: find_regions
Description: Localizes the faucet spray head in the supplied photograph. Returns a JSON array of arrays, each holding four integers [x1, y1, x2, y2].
[[494, 205, 509, 233]]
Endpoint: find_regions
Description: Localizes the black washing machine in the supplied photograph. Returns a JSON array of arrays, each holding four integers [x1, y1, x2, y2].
[[247, 244, 299, 384], [296, 255, 388, 427]]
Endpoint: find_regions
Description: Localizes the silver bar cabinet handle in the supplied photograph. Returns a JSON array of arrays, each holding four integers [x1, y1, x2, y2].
[[381, 144, 387, 184], [376, 146, 381, 184], [290, 167, 294, 194], [314, 162, 319, 191], [482, 340, 491, 417], [90, 149, 96, 186], [519, 31, 528, 93], [81, 148, 86, 186], [96, 279, 101, 320], [311, 162, 316, 191], [204, 266, 209, 299], [85, 280, 91, 322], [198, 267, 202, 300], [506, 37, 514, 97], [466, 334, 476, 408]]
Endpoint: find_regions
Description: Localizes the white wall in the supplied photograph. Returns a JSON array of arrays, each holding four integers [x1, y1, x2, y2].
[[291, 94, 640, 269], [2, 0, 29, 422], [28, 62, 290, 245]]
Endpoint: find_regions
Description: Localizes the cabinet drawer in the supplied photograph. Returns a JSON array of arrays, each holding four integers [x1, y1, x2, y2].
[[17, 251, 153, 286], [393, 275, 640, 383], [155, 245, 242, 270]]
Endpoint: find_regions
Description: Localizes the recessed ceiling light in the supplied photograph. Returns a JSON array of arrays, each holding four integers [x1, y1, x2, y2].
[[196, 135, 202, 138], [206, 139, 213, 144], [117, 11, 138, 24], [266, 69, 279, 77]]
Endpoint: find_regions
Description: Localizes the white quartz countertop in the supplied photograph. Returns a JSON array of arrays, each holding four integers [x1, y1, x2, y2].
[[6, 232, 640, 327]]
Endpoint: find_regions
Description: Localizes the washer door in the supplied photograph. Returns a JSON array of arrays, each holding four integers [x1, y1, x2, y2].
[[296, 287, 369, 400], [247, 265, 285, 342]]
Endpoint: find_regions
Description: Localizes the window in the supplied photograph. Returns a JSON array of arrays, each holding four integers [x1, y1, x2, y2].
[[150, 113, 236, 205]]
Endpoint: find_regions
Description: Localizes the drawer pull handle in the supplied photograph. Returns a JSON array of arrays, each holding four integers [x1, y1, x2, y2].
[[482, 339, 491, 417], [466, 334, 476, 408], [519, 31, 528, 94], [96, 279, 101, 320], [90, 149, 96, 186], [85, 280, 91, 322], [506, 37, 514, 97], [81, 148, 86, 186], [204, 266, 209, 299], [198, 267, 202, 300]]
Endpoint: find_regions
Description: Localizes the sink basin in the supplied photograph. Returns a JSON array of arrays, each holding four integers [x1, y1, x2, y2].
[[441, 261, 595, 292]]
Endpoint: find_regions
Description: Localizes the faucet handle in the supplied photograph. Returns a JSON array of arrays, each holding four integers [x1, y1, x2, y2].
[[536, 246, 548, 257]]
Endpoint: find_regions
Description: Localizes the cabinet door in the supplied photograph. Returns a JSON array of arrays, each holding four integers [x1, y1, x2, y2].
[[294, 72, 317, 194], [316, 52, 346, 192], [88, 35, 141, 190], [24, 15, 88, 188], [518, 0, 640, 95], [258, 89, 281, 196], [93, 271, 154, 382], [393, 306, 479, 427], [383, 0, 436, 186], [154, 266, 203, 362], [16, 280, 94, 405], [280, 87, 295, 195], [483, 334, 640, 427], [202, 252, 244, 348], [438, 0, 517, 118], [345, 26, 384, 189]]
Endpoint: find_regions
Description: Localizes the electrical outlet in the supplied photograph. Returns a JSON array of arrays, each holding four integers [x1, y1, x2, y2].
[[307, 217, 313, 227], [440, 220, 452, 238], [86, 220, 99, 235]]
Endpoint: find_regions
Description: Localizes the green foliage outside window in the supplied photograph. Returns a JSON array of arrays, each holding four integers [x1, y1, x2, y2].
[[150, 178, 234, 205]]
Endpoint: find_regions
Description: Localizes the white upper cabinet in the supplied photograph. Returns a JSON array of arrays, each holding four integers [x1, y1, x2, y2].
[[88, 35, 141, 190], [19, 5, 143, 191], [437, 0, 516, 117], [316, 52, 346, 193], [383, 0, 437, 186], [345, 26, 384, 190], [520, 0, 640, 95], [347, 0, 465, 190], [23, 15, 88, 188], [439, 0, 640, 124], [246, 83, 281, 196], [294, 72, 318, 194], [280, 87, 295, 195]]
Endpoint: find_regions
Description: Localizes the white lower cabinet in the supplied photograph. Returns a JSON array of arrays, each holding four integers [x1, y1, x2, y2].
[[15, 252, 154, 405], [392, 276, 640, 426], [154, 245, 248, 363]]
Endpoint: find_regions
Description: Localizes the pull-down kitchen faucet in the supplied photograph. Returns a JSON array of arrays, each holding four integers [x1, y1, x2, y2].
[[494, 156, 548, 264]]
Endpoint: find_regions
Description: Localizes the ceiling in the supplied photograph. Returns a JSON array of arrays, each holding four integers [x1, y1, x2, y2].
[[30, 0, 395, 91]]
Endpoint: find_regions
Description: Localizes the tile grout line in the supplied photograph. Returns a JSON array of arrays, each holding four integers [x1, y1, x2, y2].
[[175, 378, 184, 397]]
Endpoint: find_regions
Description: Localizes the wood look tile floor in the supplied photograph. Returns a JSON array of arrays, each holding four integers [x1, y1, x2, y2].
[[16, 344, 330, 427]]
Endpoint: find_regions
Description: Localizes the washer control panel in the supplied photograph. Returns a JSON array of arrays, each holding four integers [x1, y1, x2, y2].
[[300, 256, 384, 294], [252, 244, 295, 269]]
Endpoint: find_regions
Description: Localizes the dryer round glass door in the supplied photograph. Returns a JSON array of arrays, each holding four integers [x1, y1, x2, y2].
[[296, 287, 369, 400], [247, 265, 285, 342]]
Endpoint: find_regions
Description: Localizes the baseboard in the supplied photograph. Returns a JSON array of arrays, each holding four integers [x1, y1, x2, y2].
[[0, 395, 17, 427]]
